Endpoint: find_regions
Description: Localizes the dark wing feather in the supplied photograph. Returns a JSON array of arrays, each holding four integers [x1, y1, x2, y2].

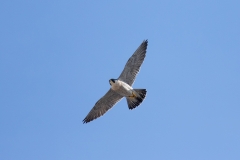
[[83, 89, 123, 123], [118, 40, 148, 86]]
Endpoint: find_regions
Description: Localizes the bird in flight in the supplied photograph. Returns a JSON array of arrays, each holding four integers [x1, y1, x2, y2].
[[83, 40, 148, 123]]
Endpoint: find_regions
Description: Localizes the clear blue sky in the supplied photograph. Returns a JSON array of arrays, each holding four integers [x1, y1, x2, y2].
[[1, 1, 240, 159]]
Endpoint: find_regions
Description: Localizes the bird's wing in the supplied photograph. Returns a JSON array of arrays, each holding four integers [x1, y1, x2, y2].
[[118, 40, 148, 86], [83, 89, 123, 123]]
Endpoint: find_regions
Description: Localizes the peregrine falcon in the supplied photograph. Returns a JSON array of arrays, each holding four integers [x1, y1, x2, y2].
[[83, 40, 148, 123]]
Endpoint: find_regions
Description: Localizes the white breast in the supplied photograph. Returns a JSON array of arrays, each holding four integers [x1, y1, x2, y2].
[[119, 80, 133, 91], [111, 80, 121, 91]]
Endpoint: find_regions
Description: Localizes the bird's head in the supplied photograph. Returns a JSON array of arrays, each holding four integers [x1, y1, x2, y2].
[[109, 79, 116, 86]]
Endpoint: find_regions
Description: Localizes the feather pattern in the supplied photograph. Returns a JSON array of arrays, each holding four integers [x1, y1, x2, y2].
[[83, 89, 123, 123], [118, 40, 148, 86]]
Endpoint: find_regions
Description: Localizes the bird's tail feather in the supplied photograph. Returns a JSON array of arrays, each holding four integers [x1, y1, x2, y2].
[[126, 89, 147, 109]]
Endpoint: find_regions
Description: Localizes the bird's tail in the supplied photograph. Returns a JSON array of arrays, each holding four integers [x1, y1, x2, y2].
[[126, 89, 147, 109]]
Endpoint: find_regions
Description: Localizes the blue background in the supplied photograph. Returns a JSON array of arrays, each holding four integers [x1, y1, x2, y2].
[[1, 1, 240, 159]]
